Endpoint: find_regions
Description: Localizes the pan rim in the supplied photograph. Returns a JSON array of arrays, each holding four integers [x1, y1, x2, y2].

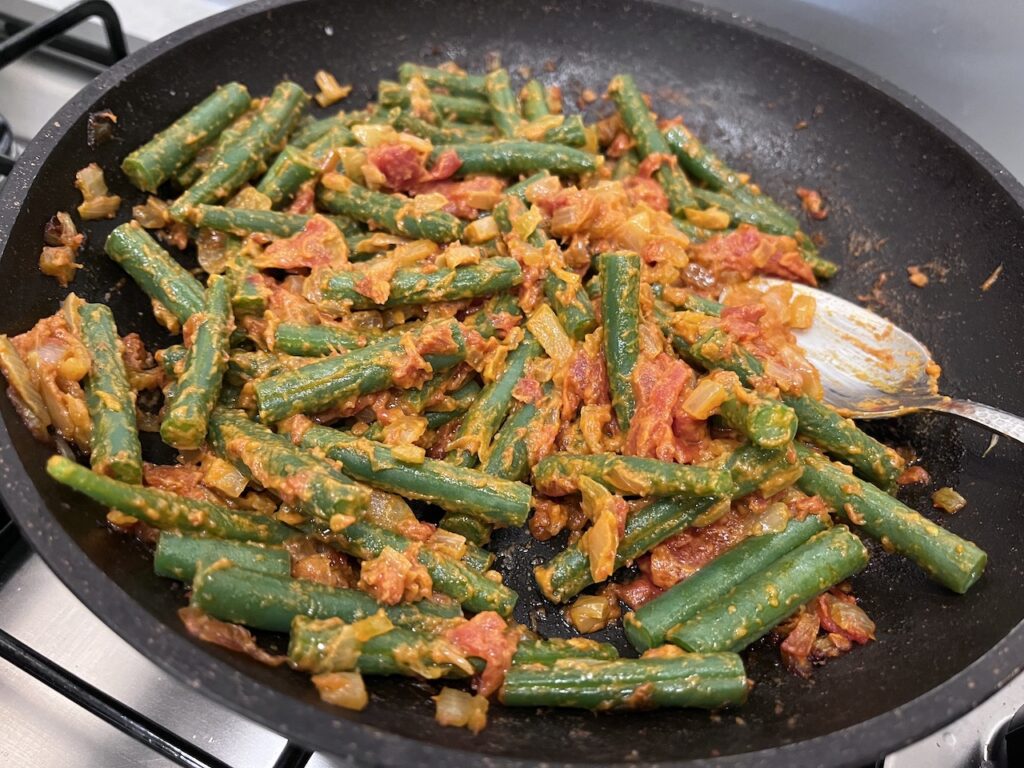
[[0, 0, 1021, 765]]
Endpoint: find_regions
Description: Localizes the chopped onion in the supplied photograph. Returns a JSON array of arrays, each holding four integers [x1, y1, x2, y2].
[[463, 216, 499, 244], [314, 69, 352, 108], [432, 687, 488, 734], [351, 123, 399, 148], [201, 455, 247, 498], [132, 196, 171, 229], [932, 487, 967, 514], [788, 294, 816, 329], [526, 304, 574, 364], [681, 377, 728, 419], [39, 246, 80, 286], [566, 593, 621, 634], [312, 671, 368, 711], [684, 206, 731, 230], [74, 163, 121, 220]]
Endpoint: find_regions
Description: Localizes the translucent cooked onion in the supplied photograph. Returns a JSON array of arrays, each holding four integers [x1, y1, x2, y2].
[[526, 304, 574, 364], [432, 687, 488, 734], [132, 196, 171, 229], [312, 671, 368, 711], [75, 163, 121, 220], [681, 377, 728, 420], [566, 593, 621, 634], [932, 487, 967, 514], [463, 216, 498, 244], [313, 69, 352, 108]]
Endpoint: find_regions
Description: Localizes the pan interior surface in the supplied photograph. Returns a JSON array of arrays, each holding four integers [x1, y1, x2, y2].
[[0, 0, 1022, 765]]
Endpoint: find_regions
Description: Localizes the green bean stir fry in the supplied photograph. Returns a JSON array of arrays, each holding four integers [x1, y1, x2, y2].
[[0, 60, 984, 731]]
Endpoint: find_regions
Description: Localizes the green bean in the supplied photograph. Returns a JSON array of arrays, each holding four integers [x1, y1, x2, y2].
[[533, 453, 733, 498], [122, 82, 251, 193], [378, 81, 491, 123], [598, 252, 641, 430], [304, 125, 355, 164], [254, 320, 466, 422], [666, 525, 869, 653], [316, 179, 463, 243], [397, 63, 487, 96], [299, 426, 532, 527], [461, 292, 524, 339], [170, 81, 308, 219], [255, 146, 319, 208], [390, 111, 495, 144], [513, 637, 619, 666], [607, 74, 694, 214], [501, 655, 748, 710], [625, 515, 828, 651], [289, 615, 482, 678], [311, 258, 522, 310], [191, 205, 348, 239], [78, 303, 142, 484], [221, 237, 269, 316], [271, 323, 381, 356], [484, 383, 556, 482], [154, 532, 290, 582], [485, 69, 522, 138], [541, 115, 588, 147], [104, 222, 205, 325], [431, 141, 598, 176], [520, 80, 549, 121], [438, 512, 492, 546], [718, 388, 798, 450], [160, 276, 232, 450], [160, 276, 231, 449], [209, 408, 369, 520], [290, 116, 350, 148], [46, 456, 294, 543], [190, 560, 462, 634], [783, 395, 904, 491], [447, 331, 541, 466], [794, 444, 986, 593], [174, 109, 255, 189]]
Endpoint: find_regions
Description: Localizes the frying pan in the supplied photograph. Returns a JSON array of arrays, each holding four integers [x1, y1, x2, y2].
[[1, 1, 1023, 765]]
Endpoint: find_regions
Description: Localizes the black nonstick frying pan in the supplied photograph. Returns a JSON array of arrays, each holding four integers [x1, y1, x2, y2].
[[1, 1, 1023, 765]]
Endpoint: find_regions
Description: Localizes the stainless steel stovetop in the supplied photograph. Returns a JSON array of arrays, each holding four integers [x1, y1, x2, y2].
[[0, 2, 1022, 766]]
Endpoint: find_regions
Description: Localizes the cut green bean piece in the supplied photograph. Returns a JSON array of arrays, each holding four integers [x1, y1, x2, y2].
[[104, 222, 205, 325], [667, 525, 869, 653], [397, 63, 487, 96], [485, 69, 522, 138], [390, 111, 495, 144], [533, 453, 733, 498], [78, 303, 142, 484], [271, 323, 381, 356], [718, 388, 798, 450], [122, 82, 251, 193], [599, 251, 641, 430], [160, 276, 232, 450], [191, 205, 349, 239], [608, 74, 694, 214], [312, 258, 522, 310], [794, 444, 986, 593], [170, 81, 308, 219], [255, 146, 319, 208], [289, 615, 481, 678], [431, 141, 598, 176], [254, 320, 465, 422], [519, 80, 549, 121], [438, 512, 492, 546], [154, 532, 290, 582], [316, 179, 463, 243], [625, 515, 828, 651], [782, 395, 904, 491], [513, 637, 619, 665], [190, 561, 462, 634], [300, 426, 532, 527], [46, 456, 293, 543], [447, 331, 541, 466], [484, 383, 556, 482], [501, 655, 748, 710], [209, 408, 368, 520]]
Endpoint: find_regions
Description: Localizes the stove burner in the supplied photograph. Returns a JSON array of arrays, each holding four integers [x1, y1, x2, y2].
[[0, 115, 12, 176]]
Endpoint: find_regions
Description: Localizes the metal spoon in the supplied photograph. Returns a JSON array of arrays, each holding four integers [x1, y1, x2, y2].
[[753, 278, 1024, 442]]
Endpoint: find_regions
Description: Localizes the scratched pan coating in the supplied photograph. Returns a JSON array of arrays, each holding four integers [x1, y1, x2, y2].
[[0, 1, 1021, 766]]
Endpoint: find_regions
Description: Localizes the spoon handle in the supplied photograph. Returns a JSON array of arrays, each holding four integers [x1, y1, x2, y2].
[[926, 398, 1024, 444]]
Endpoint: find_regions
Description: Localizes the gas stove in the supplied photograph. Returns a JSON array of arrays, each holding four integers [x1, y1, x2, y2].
[[0, 2, 1022, 767]]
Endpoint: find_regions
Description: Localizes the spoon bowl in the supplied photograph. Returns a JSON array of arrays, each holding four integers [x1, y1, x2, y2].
[[752, 278, 1024, 442]]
